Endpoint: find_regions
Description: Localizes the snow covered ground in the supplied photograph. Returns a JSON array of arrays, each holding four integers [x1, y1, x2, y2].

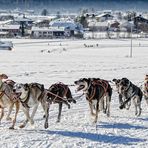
[[0, 38, 148, 148]]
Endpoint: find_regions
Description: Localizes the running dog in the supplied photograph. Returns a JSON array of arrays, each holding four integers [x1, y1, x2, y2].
[[46, 82, 76, 122], [13, 82, 49, 129], [0, 74, 20, 129], [143, 75, 148, 105], [118, 78, 143, 116], [112, 78, 131, 110], [74, 78, 112, 123]]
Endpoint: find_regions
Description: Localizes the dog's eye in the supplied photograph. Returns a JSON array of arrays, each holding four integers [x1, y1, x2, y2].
[[18, 86, 21, 89]]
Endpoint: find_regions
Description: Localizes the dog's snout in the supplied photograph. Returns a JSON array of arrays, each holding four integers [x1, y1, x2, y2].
[[74, 81, 78, 84], [13, 89, 16, 92]]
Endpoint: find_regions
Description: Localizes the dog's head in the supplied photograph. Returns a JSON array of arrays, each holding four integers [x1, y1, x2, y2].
[[118, 78, 130, 94], [0, 74, 8, 80], [13, 83, 29, 99], [74, 78, 91, 92], [112, 78, 121, 91]]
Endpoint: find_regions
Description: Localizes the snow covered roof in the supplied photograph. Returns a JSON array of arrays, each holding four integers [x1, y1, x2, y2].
[[49, 18, 77, 30], [88, 21, 109, 27], [96, 13, 113, 18], [0, 20, 13, 25], [31, 26, 65, 32], [0, 24, 20, 30]]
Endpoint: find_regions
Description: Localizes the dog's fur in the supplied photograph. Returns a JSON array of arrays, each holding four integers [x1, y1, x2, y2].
[[143, 75, 148, 105], [74, 78, 112, 123], [0, 74, 20, 129], [46, 83, 76, 122], [13, 82, 49, 129], [118, 78, 143, 116], [112, 78, 131, 110]]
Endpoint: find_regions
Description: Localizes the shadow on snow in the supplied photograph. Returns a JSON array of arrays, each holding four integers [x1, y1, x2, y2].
[[97, 122, 147, 130], [38, 129, 146, 145]]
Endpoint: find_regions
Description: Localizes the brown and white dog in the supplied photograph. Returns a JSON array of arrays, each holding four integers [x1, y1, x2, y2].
[[143, 75, 148, 105], [74, 78, 112, 123], [0, 74, 20, 129], [46, 82, 76, 122], [13, 82, 49, 129]]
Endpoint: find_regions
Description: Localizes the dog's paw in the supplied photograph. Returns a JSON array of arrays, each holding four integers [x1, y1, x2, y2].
[[44, 122, 48, 129], [9, 126, 14, 130], [91, 113, 96, 117], [68, 104, 70, 109], [73, 100, 76, 104], [6, 117, 12, 121], [119, 105, 124, 109], [19, 124, 25, 128]]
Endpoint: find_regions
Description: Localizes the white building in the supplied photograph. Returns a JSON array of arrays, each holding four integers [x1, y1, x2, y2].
[[31, 26, 70, 38]]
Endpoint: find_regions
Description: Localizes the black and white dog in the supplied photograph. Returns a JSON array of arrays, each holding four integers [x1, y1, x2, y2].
[[118, 78, 143, 116], [112, 78, 131, 110], [46, 83, 76, 122], [74, 78, 112, 123]]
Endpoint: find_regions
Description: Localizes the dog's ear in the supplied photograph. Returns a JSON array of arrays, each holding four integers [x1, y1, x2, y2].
[[24, 83, 29, 91], [112, 78, 117, 82], [0, 74, 8, 79], [41, 84, 44, 91]]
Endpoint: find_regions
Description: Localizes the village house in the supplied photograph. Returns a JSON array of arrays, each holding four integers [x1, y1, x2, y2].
[[0, 24, 21, 37], [49, 18, 83, 37], [31, 26, 71, 38], [134, 15, 148, 32]]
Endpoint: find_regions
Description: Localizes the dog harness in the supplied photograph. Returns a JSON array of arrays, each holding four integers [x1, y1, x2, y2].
[[86, 80, 109, 102], [47, 83, 69, 104]]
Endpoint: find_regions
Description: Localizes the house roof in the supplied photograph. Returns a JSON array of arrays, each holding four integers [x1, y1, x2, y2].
[[0, 24, 20, 30], [96, 13, 113, 18], [31, 26, 65, 32], [88, 21, 109, 27], [49, 18, 78, 30]]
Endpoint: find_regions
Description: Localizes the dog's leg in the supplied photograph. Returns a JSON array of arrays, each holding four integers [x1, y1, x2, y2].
[[144, 95, 148, 106], [106, 96, 111, 117], [31, 103, 39, 120], [6, 103, 14, 121], [89, 102, 96, 116], [0, 108, 4, 124], [101, 96, 108, 114], [126, 100, 131, 110], [119, 94, 123, 106], [9, 101, 20, 129], [19, 107, 32, 128], [136, 96, 142, 117], [44, 102, 50, 129], [63, 100, 70, 109], [133, 97, 138, 116], [94, 102, 99, 123], [57, 103, 63, 123], [41, 100, 46, 118]]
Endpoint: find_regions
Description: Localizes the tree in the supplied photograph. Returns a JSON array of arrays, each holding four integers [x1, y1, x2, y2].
[[76, 15, 88, 28], [41, 9, 49, 16], [56, 11, 61, 19]]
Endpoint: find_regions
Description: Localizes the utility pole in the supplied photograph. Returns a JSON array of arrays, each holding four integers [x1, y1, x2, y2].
[[130, 22, 133, 58]]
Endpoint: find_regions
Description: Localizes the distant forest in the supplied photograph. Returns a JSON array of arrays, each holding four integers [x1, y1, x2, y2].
[[0, 0, 148, 13]]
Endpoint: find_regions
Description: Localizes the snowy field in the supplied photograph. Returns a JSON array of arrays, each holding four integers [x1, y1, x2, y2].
[[0, 38, 148, 148]]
